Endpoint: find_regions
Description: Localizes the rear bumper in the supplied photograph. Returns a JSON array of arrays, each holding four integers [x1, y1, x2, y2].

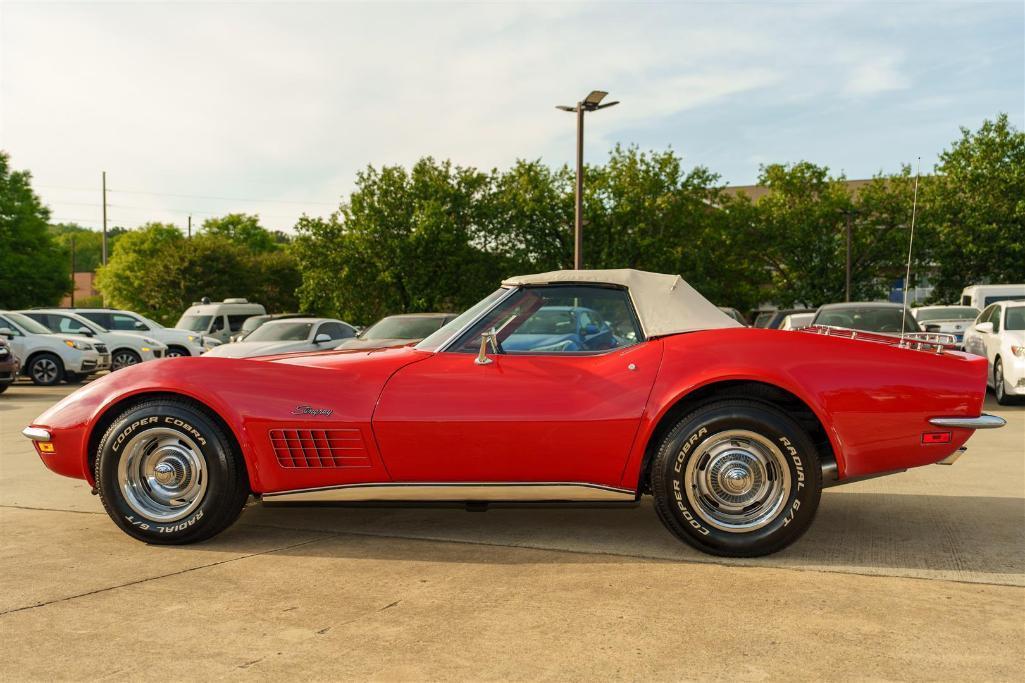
[[928, 413, 1006, 429]]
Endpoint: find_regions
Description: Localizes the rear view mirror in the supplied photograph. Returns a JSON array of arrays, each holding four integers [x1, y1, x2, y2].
[[314, 334, 332, 344], [976, 322, 994, 333]]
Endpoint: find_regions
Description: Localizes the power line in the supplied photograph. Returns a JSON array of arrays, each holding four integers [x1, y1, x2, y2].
[[37, 183, 339, 206]]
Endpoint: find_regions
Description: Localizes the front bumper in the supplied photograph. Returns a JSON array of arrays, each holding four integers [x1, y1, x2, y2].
[[1003, 356, 1025, 396]]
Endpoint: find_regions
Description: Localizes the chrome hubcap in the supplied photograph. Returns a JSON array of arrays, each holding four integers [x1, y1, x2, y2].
[[684, 429, 791, 532], [33, 358, 58, 383], [117, 427, 207, 522]]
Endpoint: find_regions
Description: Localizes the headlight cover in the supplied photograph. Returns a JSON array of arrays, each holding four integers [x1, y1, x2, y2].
[[63, 339, 93, 351]]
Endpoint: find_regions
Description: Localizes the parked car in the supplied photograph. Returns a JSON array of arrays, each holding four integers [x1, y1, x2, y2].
[[753, 308, 809, 329], [812, 302, 922, 334], [74, 308, 211, 357], [202, 317, 357, 358], [960, 284, 1025, 310], [230, 313, 310, 343], [0, 311, 109, 385], [779, 312, 815, 331], [21, 269, 1002, 558], [717, 307, 749, 326], [22, 310, 168, 371], [963, 301, 1025, 405], [912, 305, 980, 344], [175, 298, 266, 344], [336, 313, 457, 350], [0, 337, 19, 394]]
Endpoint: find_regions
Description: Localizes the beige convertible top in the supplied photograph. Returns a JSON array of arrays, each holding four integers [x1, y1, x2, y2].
[[501, 268, 741, 337]]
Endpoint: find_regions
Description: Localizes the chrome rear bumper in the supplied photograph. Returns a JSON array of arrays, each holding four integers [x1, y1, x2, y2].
[[928, 413, 1006, 429]]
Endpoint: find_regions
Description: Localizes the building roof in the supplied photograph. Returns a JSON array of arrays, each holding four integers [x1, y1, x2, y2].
[[723, 178, 875, 203], [501, 269, 740, 337]]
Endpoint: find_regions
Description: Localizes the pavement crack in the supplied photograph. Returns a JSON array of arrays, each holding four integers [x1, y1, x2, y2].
[[0, 504, 103, 515], [0, 535, 331, 617]]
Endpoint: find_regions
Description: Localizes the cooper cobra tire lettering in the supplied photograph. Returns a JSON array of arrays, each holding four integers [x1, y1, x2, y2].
[[163, 416, 207, 446], [649, 399, 822, 558]]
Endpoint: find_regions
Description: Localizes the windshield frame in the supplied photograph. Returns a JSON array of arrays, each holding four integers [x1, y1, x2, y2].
[[416, 288, 514, 352]]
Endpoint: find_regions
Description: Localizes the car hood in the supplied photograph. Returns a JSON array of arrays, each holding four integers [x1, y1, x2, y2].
[[100, 331, 165, 348], [335, 337, 418, 350], [202, 340, 321, 358]]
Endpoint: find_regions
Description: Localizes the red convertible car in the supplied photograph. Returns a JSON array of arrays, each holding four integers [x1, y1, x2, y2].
[[23, 270, 1005, 557]]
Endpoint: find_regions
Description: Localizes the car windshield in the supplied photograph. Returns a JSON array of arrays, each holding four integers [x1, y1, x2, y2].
[[1006, 307, 1025, 330], [241, 316, 269, 333], [177, 314, 212, 332], [5, 312, 53, 335], [814, 307, 921, 334], [916, 306, 980, 322], [140, 315, 163, 329], [753, 312, 774, 328], [65, 314, 108, 334], [362, 316, 448, 340], [246, 322, 313, 342], [517, 309, 578, 335], [417, 289, 508, 351]]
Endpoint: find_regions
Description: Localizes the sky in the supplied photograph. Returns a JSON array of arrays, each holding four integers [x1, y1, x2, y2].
[[2, 0, 1022, 233]]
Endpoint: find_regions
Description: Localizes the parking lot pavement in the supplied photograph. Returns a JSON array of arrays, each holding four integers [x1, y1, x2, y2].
[[1, 382, 1023, 680]]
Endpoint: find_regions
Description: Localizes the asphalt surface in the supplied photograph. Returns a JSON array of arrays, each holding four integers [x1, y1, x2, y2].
[[1, 381, 1023, 680]]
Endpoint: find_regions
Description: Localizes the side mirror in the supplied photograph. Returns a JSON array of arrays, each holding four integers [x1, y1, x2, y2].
[[583, 323, 600, 335], [475, 331, 497, 365], [134, 321, 147, 330], [77, 327, 95, 337], [975, 322, 994, 333], [0, 327, 14, 338], [314, 333, 332, 344]]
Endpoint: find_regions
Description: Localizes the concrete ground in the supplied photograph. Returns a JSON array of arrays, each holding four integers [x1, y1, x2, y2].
[[1, 382, 1022, 680]]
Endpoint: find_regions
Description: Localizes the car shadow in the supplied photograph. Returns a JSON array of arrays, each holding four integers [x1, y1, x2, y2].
[[188, 491, 1024, 581]]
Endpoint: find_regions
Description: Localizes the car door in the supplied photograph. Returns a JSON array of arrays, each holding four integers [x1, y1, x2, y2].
[[372, 285, 662, 487], [964, 306, 993, 357]]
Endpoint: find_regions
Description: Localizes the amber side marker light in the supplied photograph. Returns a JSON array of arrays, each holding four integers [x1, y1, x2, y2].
[[37, 442, 55, 453], [922, 432, 952, 444]]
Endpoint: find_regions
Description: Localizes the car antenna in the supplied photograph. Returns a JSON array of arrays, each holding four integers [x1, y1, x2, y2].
[[900, 156, 922, 343]]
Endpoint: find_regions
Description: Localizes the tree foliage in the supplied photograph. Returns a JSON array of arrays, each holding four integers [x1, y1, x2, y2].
[[923, 114, 1025, 302], [0, 152, 69, 308], [201, 213, 279, 253], [49, 223, 128, 273]]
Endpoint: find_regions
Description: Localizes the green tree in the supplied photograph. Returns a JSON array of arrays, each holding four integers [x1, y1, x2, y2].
[[0, 152, 69, 307], [202, 213, 278, 252], [294, 158, 506, 324], [95, 223, 185, 321], [49, 223, 128, 273], [924, 114, 1025, 302]]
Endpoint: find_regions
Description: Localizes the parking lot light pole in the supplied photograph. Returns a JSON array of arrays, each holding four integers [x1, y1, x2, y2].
[[557, 90, 619, 270]]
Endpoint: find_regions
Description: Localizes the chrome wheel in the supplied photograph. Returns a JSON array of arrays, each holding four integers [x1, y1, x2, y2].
[[111, 350, 140, 371], [31, 356, 60, 384], [117, 427, 208, 522], [683, 429, 791, 532]]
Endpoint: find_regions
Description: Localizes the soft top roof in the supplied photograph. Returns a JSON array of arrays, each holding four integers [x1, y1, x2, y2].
[[501, 268, 740, 337]]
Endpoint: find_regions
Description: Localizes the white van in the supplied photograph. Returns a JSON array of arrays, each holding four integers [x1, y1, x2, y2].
[[175, 298, 266, 344], [960, 284, 1025, 310]]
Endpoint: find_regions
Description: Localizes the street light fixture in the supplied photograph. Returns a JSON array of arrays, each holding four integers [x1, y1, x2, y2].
[[557, 90, 619, 269]]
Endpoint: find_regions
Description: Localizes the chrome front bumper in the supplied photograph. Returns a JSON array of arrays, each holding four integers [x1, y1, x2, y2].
[[22, 427, 52, 442], [928, 413, 1007, 429]]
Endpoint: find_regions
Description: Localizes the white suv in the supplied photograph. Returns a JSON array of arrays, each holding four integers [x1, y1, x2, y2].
[[22, 310, 168, 371], [73, 308, 211, 357], [963, 300, 1025, 405], [0, 311, 110, 385]]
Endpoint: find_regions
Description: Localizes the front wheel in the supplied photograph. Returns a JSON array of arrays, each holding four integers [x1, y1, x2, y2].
[[111, 348, 142, 371], [650, 400, 822, 557], [95, 399, 250, 544], [994, 359, 1019, 405], [27, 353, 64, 386]]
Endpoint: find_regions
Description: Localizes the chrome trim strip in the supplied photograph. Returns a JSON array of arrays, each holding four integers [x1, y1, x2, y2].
[[22, 427, 52, 442], [436, 286, 518, 353], [929, 413, 1006, 430], [937, 447, 968, 466], [262, 481, 637, 504]]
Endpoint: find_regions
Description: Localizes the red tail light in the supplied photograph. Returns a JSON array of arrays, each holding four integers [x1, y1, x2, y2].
[[922, 431, 952, 444]]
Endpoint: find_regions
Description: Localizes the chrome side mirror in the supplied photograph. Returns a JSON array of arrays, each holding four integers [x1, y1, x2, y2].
[[475, 330, 497, 365]]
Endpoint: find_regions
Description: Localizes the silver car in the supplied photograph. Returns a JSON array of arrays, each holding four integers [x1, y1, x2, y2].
[[202, 318, 356, 358], [22, 309, 168, 371]]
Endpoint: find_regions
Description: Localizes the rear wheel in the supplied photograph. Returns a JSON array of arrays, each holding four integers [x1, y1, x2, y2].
[[28, 353, 63, 386], [95, 399, 250, 544], [111, 348, 142, 371], [650, 400, 822, 557], [165, 345, 190, 358], [994, 358, 1019, 405]]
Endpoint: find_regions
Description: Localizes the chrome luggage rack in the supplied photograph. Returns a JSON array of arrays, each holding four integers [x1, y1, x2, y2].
[[803, 325, 959, 354]]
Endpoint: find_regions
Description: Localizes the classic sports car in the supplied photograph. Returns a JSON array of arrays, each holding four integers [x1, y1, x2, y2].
[[22, 270, 1005, 557]]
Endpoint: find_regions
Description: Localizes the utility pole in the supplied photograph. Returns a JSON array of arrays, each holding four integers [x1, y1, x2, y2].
[[188, 215, 192, 239], [557, 91, 619, 270], [101, 171, 108, 265], [70, 234, 76, 307], [845, 210, 853, 302]]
